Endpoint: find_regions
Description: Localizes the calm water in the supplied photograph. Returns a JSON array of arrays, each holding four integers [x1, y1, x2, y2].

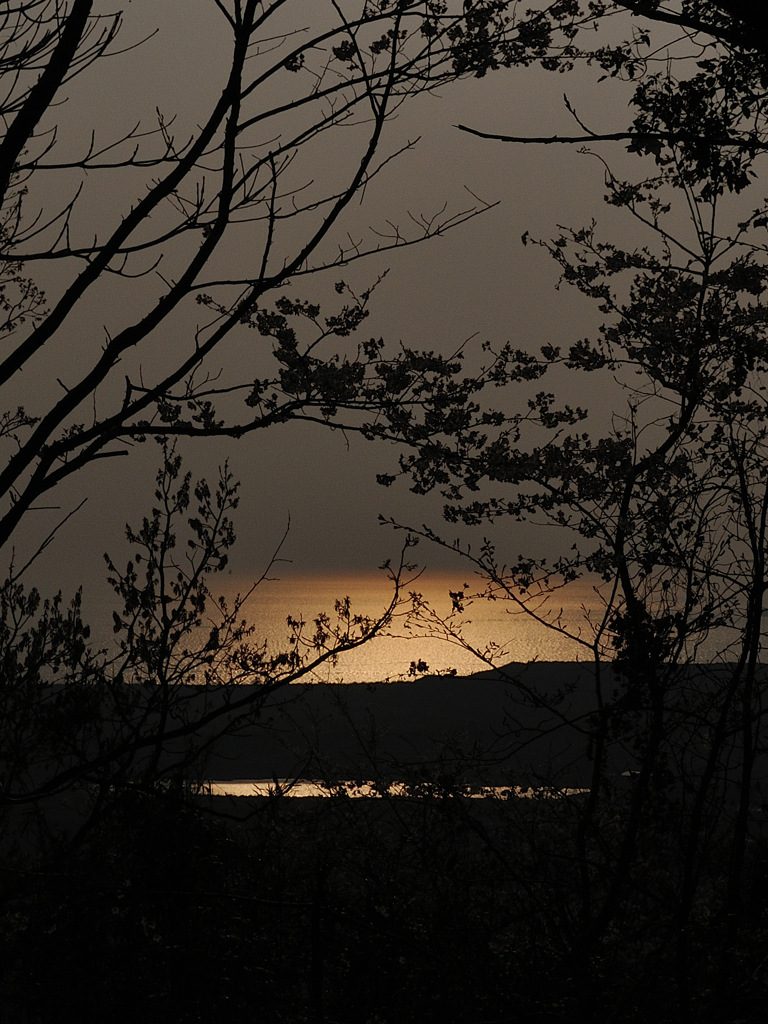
[[200, 779, 590, 799], [211, 570, 604, 683]]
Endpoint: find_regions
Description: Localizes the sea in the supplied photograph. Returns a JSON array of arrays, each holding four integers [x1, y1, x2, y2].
[[213, 569, 605, 684]]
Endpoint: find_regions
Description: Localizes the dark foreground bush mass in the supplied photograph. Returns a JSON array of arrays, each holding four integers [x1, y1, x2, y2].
[[2, 785, 768, 1024]]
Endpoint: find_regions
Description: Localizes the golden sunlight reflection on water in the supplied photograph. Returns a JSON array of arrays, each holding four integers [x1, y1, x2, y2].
[[200, 780, 590, 799], [213, 570, 605, 682]]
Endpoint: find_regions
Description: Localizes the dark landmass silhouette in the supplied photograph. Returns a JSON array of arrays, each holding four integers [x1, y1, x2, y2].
[[199, 659, 768, 792], [203, 661, 622, 787]]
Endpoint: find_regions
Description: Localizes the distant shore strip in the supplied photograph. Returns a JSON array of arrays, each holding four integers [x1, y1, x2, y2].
[[198, 779, 591, 799]]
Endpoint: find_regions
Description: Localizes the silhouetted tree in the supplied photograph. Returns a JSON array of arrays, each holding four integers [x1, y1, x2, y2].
[[6, 5, 768, 1021], [379, 4, 768, 1017], [0, 0, 501, 546], [0, 2, 550, 845]]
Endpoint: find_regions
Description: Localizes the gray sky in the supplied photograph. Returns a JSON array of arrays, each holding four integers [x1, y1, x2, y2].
[[11, 2, 645, 619]]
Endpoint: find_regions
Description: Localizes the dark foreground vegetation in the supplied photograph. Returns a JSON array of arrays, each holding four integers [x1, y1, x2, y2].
[[5, 3, 768, 1022], [2, 777, 768, 1024]]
